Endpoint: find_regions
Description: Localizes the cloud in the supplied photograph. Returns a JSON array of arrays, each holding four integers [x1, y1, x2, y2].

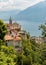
[[0, 0, 45, 11]]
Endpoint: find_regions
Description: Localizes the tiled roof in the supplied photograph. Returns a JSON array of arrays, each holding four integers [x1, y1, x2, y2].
[[4, 35, 21, 41], [14, 36, 21, 41], [18, 31, 25, 34], [4, 35, 13, 41]]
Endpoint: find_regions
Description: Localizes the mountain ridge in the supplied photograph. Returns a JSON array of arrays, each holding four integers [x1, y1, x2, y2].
[[0, 1, 46, 22], [15, 1, 46, 22]]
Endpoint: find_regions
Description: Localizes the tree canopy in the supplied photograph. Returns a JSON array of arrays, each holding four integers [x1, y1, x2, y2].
[[0, 19, 7, 40], [39, 23, 46, 37]]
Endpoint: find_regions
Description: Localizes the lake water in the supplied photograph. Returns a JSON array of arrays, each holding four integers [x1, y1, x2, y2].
[[5, 20, 45, 37]]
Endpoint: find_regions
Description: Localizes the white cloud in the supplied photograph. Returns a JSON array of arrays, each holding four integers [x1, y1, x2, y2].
[[0, 0, 45, 11]]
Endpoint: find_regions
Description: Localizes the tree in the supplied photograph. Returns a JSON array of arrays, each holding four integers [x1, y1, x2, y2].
[[0, 45, 17, 65], [0, 19, 7, 40], [39, 43, 46, 65], [27, 32, 30, 39], [39, 23, 46, 37]]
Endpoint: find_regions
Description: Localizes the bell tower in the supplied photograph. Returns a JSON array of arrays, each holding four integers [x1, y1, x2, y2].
[[9, 16, 12, 24]]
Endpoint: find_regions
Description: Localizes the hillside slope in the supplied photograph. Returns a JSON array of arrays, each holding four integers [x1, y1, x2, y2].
[[15, 1, 46, 22]]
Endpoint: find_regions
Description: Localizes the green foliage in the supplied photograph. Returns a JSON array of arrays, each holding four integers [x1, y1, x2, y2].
[[21, 38, 46, 65], [39, 43, 46, 64], [0, 41, 17, 65], [0, 19, 7, 40], [27, 32, 30, 39], [0, 20, 46, 65], [0, 37, 46, 65], [39, 23, 46, 37]]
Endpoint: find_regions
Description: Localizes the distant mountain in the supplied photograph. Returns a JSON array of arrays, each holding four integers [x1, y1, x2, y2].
[[0, 1, 46, 22], [0, 10, 20, 21], [15, 1, 46, 22]]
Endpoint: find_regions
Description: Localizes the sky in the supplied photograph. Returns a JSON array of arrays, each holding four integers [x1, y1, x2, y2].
[[0, 0, 45, 11]]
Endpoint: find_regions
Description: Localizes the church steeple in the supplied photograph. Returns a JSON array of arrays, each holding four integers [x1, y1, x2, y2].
[[9, 16, 12, 24]]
